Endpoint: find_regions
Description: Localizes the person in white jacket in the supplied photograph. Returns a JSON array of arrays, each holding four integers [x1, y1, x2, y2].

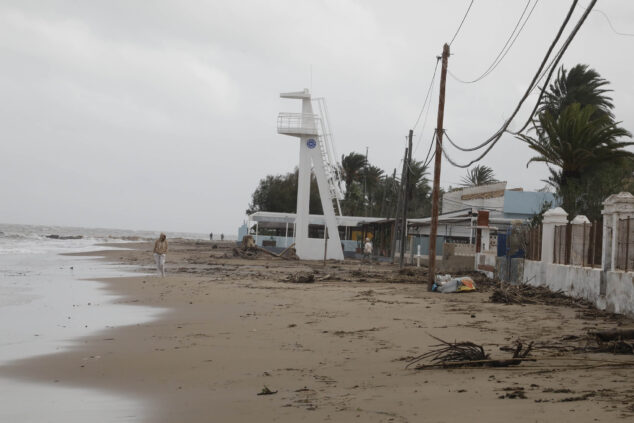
[[363, 237, 373, 263], [153, 233, 168, 277]]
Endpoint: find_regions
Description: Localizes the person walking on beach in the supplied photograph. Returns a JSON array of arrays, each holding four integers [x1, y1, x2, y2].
[[153, 233, 168, 277], [363, 237, 373, 263], [209, 232, 213, 240]]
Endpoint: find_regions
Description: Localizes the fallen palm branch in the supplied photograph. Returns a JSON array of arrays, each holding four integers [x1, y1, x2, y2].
[[406, 336, 533, 370], [490, 283, 593, 308], [233, 241, 297, 260], [590, 329, 634, 354], [589, 328, 634, 342], [257, 385, 277, 395], [500, 331, 634, 356]]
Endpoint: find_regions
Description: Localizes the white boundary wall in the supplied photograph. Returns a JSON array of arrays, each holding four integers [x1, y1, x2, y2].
[[604, 271, 634, 315], [518, 193, 634, 317], [523, 260, 634, 316]]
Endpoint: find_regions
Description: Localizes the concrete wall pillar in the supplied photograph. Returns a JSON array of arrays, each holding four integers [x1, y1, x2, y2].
[[602, 192, 634, 271], [481, 228, 490, 252], [541, 207, 568, 264], [570, 215, 590, 266]]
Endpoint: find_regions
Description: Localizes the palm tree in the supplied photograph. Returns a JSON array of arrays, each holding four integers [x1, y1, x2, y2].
[[362, 165, 384, 193], [519, 103, 632, 183], [340, 153, 367, 188], [361, 165, 384, 215], [525, 64, 633, 219], [405, 160, 432, 216], [460, 165, 497, 187], [537, 64, 614, 122], [407, 160, 430, 199]]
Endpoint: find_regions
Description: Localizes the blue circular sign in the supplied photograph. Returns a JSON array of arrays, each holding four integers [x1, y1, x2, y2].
[[306, 138, 317, 149]]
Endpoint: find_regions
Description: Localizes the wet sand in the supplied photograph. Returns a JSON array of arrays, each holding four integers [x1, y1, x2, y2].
[[2, 240, 634, 422]]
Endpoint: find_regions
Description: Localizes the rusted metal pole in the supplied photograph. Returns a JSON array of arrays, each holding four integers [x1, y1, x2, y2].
[[428, 43, 450, 290], [537, 224, 544, 261], [582, 222, 586, 267], [626, 217, 630, 272], [589, 224, 597, 267], [612, 219, 621, 269], [554, 226, 558, 264]]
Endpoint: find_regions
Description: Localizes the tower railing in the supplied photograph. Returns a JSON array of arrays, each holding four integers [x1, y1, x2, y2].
[[277, 113, 320, 135]]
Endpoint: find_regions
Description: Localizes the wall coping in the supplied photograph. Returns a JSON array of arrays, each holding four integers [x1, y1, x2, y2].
[[571, 215, 590, 224], [543, 207, 568, 224], [603, 192, 634, 215]]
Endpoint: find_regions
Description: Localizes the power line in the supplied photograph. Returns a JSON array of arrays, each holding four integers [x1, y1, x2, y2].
[[421, 130, 436, 169], [439, 0, 596, 168], [443, 129, 481, 152], [590, 7, 634, 37], [449, 0, 538, 84], [513, 0, 596, 134], [413, 65, 439, 155], [449, 0, 475, 46], [412, 58, 441, 132], [444, 0, 580, 153]]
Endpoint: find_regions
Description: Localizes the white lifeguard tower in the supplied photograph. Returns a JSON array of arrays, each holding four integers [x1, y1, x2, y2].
[[277, 89, 345, 260]]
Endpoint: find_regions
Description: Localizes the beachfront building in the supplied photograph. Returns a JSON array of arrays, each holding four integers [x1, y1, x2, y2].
[[406, 182, 556, 257], [246, 211, 384, 257], [246, 182, 556, 262]]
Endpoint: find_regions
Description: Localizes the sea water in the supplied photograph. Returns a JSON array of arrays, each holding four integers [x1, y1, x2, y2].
[[0, 223, 199, 422]]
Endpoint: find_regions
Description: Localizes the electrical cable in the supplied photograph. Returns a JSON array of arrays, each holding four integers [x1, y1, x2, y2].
[[449, 0, 538, 84], [435, 0, 581, 162], [412, 58, 441, 132], [440, 0, 595, 167], [444, 129, 484, 152], [449, 0, 475, 46], [422, 131, 436, 169], [588, 6, 634, 37], [512, 0, 596, 134], [442, 0, 594, 168], [413, 71, 438, 155]]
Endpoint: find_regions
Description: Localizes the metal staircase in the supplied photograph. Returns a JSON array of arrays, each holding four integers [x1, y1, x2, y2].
[[313, 97, 344, 216]]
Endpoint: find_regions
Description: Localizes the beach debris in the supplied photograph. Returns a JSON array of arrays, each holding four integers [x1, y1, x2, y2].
[[398, 267, 427, 277], [286, 272, 315, 283], [232, 237, 297, 260], [433, 276, 476, 293], [406, 336, 534, 370], [590, 329, 634, 354], [257, 385, 278, 396], [498, 387, 527, 399], [277, 243, 299, 260], [490, 283, 592, 307], [45, 234, 83, 240], [590, 328, 634, 342], [242, 235, 256, 249]]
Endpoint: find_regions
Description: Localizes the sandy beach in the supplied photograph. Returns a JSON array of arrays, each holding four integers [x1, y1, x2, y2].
[[2, 239, 634, 422]]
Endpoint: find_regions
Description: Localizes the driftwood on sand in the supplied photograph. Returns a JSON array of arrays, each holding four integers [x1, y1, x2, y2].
[[406, 336, 534, 370], [490, 283, 593, 308]]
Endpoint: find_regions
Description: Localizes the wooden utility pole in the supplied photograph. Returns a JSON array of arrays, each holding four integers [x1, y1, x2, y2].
[[364, 146, 369, 216], [399, 130, 413, 269], [380, 168, 396, 218], [391, 148, 408, 263], [428, 43, 450, 290]]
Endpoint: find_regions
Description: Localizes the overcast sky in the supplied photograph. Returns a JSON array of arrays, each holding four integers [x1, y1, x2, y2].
[[1, 0, 633, 235]]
